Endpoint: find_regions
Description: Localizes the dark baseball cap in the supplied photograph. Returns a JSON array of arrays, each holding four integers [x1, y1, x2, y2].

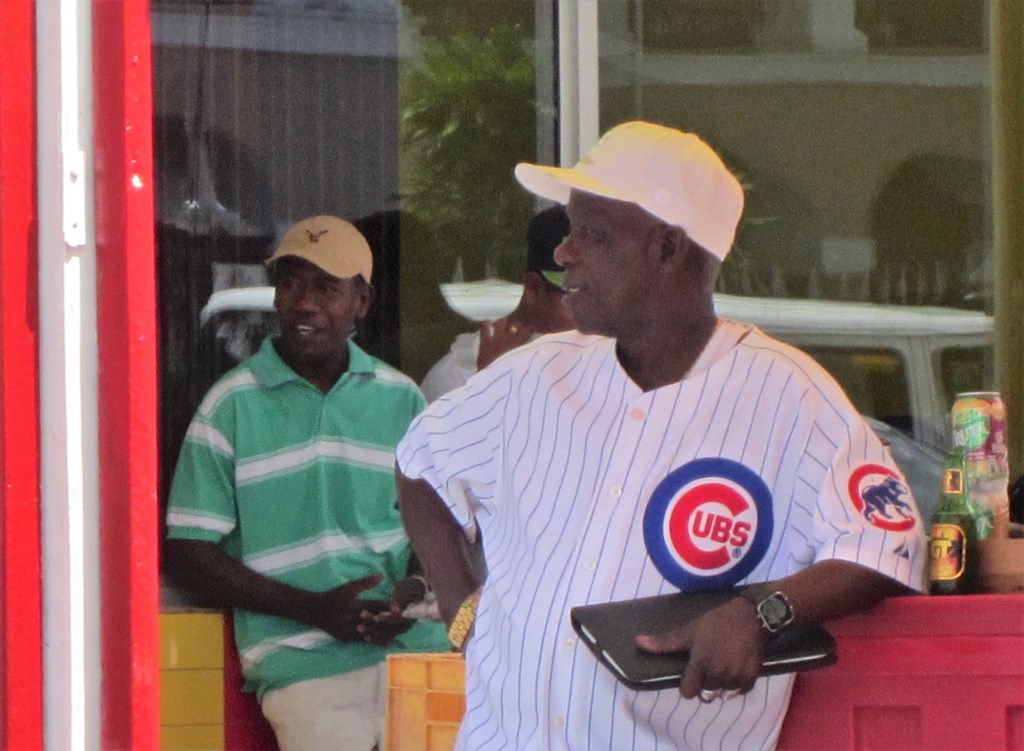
[[526, 205, 570, 288]]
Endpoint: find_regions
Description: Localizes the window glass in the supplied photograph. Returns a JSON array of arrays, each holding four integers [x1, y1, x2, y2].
[[150, 0, 556, 506], [397, 2, 559, 379], [598, 0, 995, 447], [802, 347, 911, 433], [939, 345, 996, 409]]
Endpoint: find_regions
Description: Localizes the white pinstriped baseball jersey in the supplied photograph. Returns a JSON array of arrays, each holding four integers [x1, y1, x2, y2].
[[397, 320, 926, 751]]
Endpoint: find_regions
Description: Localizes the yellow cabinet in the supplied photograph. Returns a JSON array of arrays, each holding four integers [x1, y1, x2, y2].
[[160, 611, 226, 751]]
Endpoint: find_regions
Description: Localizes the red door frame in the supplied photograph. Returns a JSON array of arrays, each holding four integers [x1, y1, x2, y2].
[[93, 0, 161, 748], [2, 0, 161, 743], [0, 0, 43, 748], [1, 0, 161, 746]]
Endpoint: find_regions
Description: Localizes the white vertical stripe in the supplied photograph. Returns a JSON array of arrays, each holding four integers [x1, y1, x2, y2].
[[38, 0, 99, 749], [558, 0, 601, 166]]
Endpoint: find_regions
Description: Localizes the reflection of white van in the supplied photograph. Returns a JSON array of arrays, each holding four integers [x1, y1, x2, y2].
[[200, 286, 993, 517], [200, 285, 994, 450], [713, 294, 994, 449]]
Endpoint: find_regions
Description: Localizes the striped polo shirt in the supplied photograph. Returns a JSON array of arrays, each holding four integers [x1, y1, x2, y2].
[[167, 337, 449, 697]]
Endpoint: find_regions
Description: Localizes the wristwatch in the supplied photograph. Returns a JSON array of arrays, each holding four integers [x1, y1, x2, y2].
[[740, 584, 794, 633], [447, 588, 482, 651]]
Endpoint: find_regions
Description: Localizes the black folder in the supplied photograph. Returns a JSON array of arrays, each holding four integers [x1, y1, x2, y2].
[[570, 587, 837, 691]]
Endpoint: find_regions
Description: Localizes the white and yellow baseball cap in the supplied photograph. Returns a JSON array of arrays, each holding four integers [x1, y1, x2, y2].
[[514, 121, 744, 261], [265, 215, 373, 281]]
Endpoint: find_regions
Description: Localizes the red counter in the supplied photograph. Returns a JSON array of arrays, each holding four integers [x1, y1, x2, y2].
[[220, 595, 1024, 751], [778, 594, 1024, 751]]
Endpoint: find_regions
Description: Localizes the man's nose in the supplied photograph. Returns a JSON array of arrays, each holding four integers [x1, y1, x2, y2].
[[553, 236, 573, 266], [292, 285, 320, 311]]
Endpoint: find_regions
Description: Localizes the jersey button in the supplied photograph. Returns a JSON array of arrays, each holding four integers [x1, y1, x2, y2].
[[609, 486, 622, 498], [584, 560, 597, 571], [563, 638, 576, 650], [628, 407, 646, 420], [552, 716, 566, 730]]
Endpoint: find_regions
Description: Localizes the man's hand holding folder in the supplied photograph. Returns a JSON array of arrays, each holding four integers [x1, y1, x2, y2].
[[635, 594, 768, 701], [571, 560, 915, 697]]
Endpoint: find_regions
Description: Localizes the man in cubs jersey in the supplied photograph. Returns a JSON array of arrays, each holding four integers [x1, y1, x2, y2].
[[396, 121, 926, 751]]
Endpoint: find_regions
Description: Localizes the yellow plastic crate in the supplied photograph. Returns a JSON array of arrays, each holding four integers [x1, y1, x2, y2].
[[160, 723, 225, 751], [159, 611, 225, 670], [386, 653, 465, 751], [161, 669, 225, 728], [159, 612, 226, 750]]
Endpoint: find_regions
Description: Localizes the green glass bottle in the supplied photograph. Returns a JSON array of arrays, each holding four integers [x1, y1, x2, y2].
[[928, 448, 980, 595]]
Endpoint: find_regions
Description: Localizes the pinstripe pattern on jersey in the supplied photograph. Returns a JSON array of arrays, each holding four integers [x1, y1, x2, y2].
[[397, 322, 925, 750]]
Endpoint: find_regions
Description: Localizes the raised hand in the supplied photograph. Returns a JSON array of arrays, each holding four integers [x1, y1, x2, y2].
[[477, 317, 534, 370]]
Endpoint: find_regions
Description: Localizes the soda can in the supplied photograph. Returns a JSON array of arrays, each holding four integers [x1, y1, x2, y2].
[[951, 392, 1009, 478], [951, 391, 1010, 538]]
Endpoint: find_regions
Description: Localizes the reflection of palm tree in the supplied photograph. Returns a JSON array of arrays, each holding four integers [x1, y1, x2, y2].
[[400, 25, 541, 282]]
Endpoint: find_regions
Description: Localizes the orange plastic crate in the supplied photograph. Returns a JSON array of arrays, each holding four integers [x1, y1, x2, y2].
[[386, 653, 465, 751]]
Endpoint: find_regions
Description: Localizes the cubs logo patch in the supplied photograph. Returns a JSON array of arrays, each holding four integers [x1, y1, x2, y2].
[[847, 464, 917, 532], [643, 458, 773, 591]]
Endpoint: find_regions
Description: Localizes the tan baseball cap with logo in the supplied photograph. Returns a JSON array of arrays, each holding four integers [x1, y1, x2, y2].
[[265, 215, 373, 281]]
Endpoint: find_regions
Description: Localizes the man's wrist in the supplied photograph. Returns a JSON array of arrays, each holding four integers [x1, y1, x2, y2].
[[405, 574, 431, 598], [739, 583, 794, 634], [295, 587, 328, 631]]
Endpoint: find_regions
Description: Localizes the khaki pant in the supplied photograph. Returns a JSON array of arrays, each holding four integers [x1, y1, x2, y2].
[[261, 664, 388, 751]]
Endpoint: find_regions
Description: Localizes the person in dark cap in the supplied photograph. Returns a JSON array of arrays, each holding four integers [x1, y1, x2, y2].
[[420, 205, 575, 401], [164, 215, 448, 751]]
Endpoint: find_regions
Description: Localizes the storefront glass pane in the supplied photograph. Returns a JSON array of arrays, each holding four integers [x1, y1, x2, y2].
[[598, 0, 995, 447], [150, 0, 556, 505]]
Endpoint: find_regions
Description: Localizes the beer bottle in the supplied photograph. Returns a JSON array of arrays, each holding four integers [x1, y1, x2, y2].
[[928, 448, 979, 595]]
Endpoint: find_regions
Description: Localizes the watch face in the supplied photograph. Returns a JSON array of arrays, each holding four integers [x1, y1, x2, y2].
[[758, 593, 793, 631]]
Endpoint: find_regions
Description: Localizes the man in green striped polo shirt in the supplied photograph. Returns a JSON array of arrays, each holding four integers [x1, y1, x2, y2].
[[164, 216, 449, 751]]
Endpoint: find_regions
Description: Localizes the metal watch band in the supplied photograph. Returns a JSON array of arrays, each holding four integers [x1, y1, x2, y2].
[[739, 584, 794, 633], [447, 588, 481, 650]]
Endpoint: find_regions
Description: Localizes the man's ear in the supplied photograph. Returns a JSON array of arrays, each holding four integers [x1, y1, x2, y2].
[[356, 279, 376, 317], [658, 225, 690, 264]]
